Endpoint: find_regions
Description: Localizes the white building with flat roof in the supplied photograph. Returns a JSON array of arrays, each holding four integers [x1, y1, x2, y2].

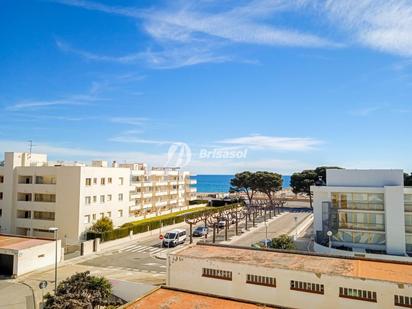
[[312, 169, 412, 256], [0, 152, 196, 243], [167, 243, 412, 309]]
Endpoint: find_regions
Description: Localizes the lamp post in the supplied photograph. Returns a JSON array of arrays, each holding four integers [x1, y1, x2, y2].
[[327, 231, 333, 249], [265, 221, 268, 248], [48, 227, 59, 294], [294, 216, 298, 240]]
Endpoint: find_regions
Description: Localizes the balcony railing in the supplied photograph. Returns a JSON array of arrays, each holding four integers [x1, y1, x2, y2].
[[405, 204, 412, 213], [406, 225, 412, 233], [339, 222, 385, 232], [337, 202, 384, 211]]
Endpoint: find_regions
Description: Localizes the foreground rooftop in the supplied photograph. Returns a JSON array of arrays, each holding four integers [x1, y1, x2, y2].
[[0, 234, 52, 251], [124, 287, 276, 309], [173, 243, 412, 285]]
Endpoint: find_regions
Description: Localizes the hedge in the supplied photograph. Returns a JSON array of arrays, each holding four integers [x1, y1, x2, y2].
[[86, 203, 242, 242]]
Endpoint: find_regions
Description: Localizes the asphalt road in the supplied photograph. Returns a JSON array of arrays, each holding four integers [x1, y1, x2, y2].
[[80, 209, 312, 275]]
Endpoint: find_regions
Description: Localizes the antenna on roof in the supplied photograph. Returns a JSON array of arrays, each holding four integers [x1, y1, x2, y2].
[[28, 140, 36, 155]]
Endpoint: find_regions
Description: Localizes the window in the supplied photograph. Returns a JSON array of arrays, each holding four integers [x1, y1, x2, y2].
[[17, 193, 32, 202], [36, 176, 56, 185], [339, 287, 377, 302], [202, 268, 232, 281], [85, 196, 91, 205], [93, 178, 97, 185], [85, 178, 92, 186], [0, 176, 4, 183], [18, 176, 33, 184], [118, 210, 123, 217], [84, 215, 90, 224], [118, 193, 123, 201], [290, 281, 324, 294], [0, 192, 3, 200], [93, 196, 97, 203], [246, 274, 276, 287], [107, 211, 111, 218], [0, 209, 2, 217], [34, 194, 56, 203], [101, 178, 105, 185], [395, 295, 412, 308], [100, 195, 105, 203], [33, 211, 55, 221], [108, 177, 112, 184], [100, 212, 104, 219], [119, 177, 124, 185], [107, 194, 112, 202], [92, 214, 96, 221], [17, 210, 31, 219]]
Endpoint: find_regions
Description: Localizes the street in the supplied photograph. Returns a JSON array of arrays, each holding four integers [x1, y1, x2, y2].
[[0, 207, 313, 308]]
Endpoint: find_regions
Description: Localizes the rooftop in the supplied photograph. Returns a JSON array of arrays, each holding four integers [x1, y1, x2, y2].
[[0, 234, 52, 251], [173, 244, 412, 285], [124, 287, 275, 309]]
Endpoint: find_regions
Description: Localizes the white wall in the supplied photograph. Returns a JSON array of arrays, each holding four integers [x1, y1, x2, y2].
[[15, 240, 61, 276], [384, 186, 406, 255], [327, 169, 403, 187], [167, 252, 412, 309]]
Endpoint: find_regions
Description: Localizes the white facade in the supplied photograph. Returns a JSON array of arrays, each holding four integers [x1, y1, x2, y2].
[[0, 234, 62, 277], [167, 244, 412, 309], [0, 152, 196, 243], [312, 169, 412, 256]]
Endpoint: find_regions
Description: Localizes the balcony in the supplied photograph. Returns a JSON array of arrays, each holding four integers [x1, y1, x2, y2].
[[189, 179, 197, 185], [156, 201, 168, 207], [405, 204, 412, 213], [155, 191, 168, 196], [143, 203, 152, 209], [406, 225, 412, 233], [129, 205, 142, 211], [142, 181, 153, 187], [337, 202, 384, 212], [142, 192, 153, 198], [155, 181, 169, 186], [339, 222, 385, 232]]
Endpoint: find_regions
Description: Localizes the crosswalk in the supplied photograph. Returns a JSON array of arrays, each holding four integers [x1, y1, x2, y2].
[[117, 244, 169, 255]]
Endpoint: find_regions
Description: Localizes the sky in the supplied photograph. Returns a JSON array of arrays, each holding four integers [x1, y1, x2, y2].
[[1, 0, 412, 175]]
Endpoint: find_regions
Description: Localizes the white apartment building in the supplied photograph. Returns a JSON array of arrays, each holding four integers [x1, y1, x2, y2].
[[312, 169, 412, 256], [0, 152, 196, 243], [167, 243, 412, 309]]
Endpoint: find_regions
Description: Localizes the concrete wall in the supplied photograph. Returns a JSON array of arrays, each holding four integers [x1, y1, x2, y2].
[[327, 169, 403, 187], [16, 240, 61, 276], [384, 186, 406, 255], [167, 252, 412, 309]]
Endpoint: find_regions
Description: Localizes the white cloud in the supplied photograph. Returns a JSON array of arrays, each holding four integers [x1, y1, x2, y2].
[[323, 0, 412, 57], [0, 140, 168, 165], [218, 134, 323, 151], [54, 0, 338, 69]]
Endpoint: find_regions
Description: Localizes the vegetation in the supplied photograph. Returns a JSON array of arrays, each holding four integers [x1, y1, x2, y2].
[[290, 166, 341, 208], [90, 217, 114, 233], [230, 171, 258, 204], [405, 173, 412, 186], [253, 171, 283, 213], [44, 271, 123, 309], [270, 234, 296, 250], [87, 203, 241, 242]]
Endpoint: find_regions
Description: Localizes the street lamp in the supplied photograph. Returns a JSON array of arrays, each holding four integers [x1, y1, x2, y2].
[[48, 227, 59, 294], [294, 216, 298, 240], [264, 221, 268, 248], [327, 230, 333, 249]]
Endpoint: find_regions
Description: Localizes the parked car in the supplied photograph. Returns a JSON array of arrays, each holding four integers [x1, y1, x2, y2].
[[193, 226, 208, 237], [252, 239, 273, 249], [217, 220, 226, 229], [162, 229, 187, 247]]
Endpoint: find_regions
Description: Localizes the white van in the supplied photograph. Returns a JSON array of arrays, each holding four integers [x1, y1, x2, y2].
[[162, 229, 187, 248]]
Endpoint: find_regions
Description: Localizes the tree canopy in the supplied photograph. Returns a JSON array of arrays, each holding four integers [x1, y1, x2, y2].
[[405, 173, 412, 186], [290, 166, 341, 207], [271, 234, 295, 250], [230, 171, 258, 204], [90, 217, 114, 233], [44, 271, 122, 309]]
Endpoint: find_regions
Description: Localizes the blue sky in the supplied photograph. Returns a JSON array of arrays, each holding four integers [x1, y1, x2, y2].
[[1, 0, 412, 174]]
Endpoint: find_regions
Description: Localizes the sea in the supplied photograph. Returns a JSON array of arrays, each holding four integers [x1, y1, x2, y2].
[[193, 175, 291, 193]]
